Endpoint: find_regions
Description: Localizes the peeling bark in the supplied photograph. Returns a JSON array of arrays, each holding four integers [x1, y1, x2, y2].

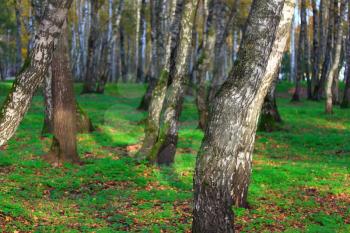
[[0, 0, 73, 147], [192, 0, 293, 231]]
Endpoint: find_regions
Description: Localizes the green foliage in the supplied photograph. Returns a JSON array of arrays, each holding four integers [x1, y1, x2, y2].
[[0, 82, 350, 231]]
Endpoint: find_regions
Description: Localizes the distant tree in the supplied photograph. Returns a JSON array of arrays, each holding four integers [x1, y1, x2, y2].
[[0, 0, 73, 147], [136, 0, 146, 83], [81, 0, 100, 94], [315, 0, 334, 101], [14, 0, 23, 74], [292, 0, 309, 101], [311, 0, 320, 97], [138, 0, 164, 111], [192, 0, 294, 230], [341, 0, 350, 108], [195, 0, 215, 130], [325, 0, 345, 113]]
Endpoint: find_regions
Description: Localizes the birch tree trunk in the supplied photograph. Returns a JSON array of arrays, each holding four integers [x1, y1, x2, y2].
[[325, 0, 345, 114], [208, 0, 229, 101], [138, 0, 163, 111], [292, 0, 307, 101], [341, 1, 350, 108], [149, 0, 200, 165], [136, 0, 146, 83], [137, 0, 182, 161], [311, 0, 320, 96], [14, 0, 23, 74], [46, 21, 80, 165], [195, 0, 215, 130], [0, 0, 73, 147], [82, 0, 99, 94], [119, 26, 128, 82], [316, 1, 334, 101], [192, 0, 293, 231]]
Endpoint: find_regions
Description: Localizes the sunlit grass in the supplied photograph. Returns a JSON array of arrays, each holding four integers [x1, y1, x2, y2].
[[0, 82, 349, 232]]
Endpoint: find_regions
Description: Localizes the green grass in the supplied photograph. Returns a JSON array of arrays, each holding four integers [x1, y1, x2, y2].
[[0, 82, 350, 232]]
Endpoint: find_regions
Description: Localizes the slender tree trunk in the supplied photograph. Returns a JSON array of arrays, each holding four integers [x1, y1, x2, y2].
[[311, 0, 320, 97], [325, 0, 345, 114], [119, 26, 128, 82], [258, 72, 282, 132], [316, 1, 334, 100], [192, 0, 293, 231], [208, 0, 229, 101], [46, 21, 80, 165], [195, 0, 215, 130], [292, 0, 307, 101], [82, 0, 99, 94], [136, 0, 146, 83], [137, 0, 182, 161], [341, 1, 350, 108], [149, 0, 199, 165], [108, 0, 125, 81], [14, 0, 23, 74], [138, 0, 162, 111], [0, 0, 73, 147]]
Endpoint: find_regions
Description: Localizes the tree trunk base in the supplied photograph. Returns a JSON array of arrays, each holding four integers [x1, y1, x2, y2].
[[43, 138, 81, 167]]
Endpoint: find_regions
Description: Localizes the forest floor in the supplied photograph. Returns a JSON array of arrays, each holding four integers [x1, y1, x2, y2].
[[0, 82, 350, 232]]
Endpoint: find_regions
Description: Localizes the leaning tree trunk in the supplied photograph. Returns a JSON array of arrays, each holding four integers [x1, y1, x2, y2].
[[341, 0, 350, 108], [46, 21, 80, 165], [137, 0, 182, 161], [325, 0, 345, 114], [0, 0, 73, 147], [292, 0, 307, 101], [258, 72, 282, 132], [192, 0, 294, 231], [82, 0, 99, 94], [149, 0, 199, 165]]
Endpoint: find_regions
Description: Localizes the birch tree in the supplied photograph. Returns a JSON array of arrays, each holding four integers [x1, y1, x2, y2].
[[192, 0, 294, 230], [147, 0, 200, 165], [0, 0, 73, 147], [325, 0, 345, 113]]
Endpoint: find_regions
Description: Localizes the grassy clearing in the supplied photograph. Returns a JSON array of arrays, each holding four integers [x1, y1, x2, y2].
[[0, 82, 349, 232]]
